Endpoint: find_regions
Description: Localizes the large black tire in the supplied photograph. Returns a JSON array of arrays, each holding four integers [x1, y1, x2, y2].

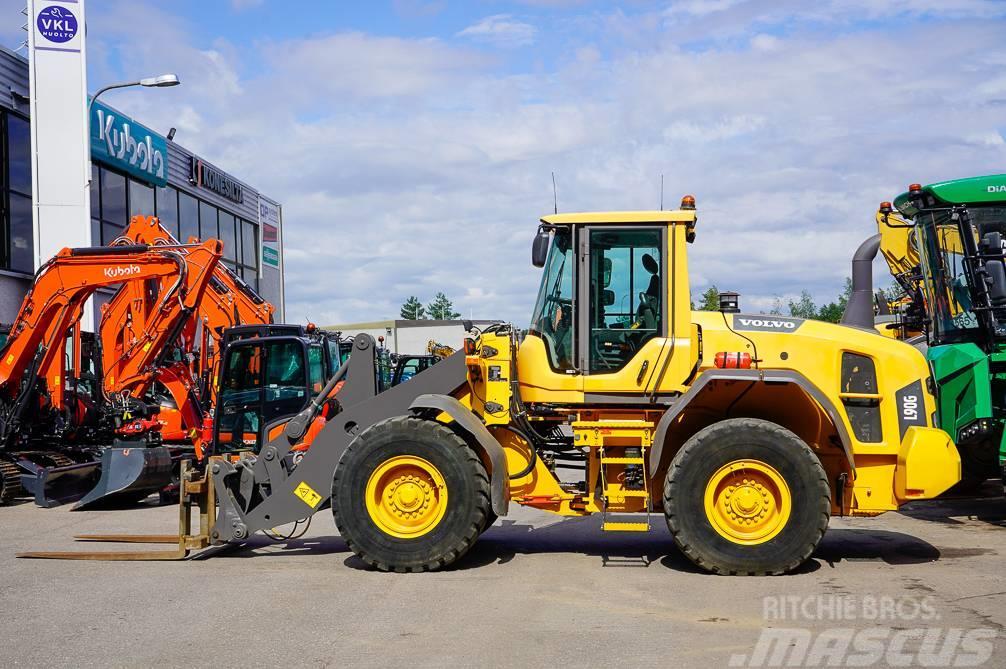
[[664, 418, 830, 575], [332, 416, 490, 572]]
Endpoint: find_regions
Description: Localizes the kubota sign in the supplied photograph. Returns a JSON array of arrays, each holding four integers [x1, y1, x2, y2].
[[90, 99, 168, 187]]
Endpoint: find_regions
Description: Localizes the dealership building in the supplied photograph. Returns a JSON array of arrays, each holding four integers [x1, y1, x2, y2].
[[0, 45, 285, 324]]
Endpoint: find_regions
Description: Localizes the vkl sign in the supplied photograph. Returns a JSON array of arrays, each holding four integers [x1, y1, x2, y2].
[[90, 99, 168, 187], [189, 157, 244, 204], [36, 5, 78, 44]]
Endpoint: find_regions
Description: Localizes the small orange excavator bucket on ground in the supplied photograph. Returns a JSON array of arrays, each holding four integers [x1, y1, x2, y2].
[[18, 459, 216, 561]]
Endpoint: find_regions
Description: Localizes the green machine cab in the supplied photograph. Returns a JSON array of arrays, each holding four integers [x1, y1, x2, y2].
[[893, 174, 1006, 482]]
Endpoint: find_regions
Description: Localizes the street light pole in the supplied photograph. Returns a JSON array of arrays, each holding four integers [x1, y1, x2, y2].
[[85, 73, 180, 190], [87, 74, 181, 119]]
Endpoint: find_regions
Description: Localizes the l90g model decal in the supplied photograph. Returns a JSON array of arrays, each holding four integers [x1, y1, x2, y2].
[[896, 379, 926, 439], [732, 315, 805, 333]]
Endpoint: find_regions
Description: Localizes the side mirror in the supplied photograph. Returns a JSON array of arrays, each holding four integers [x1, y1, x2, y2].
[[980, 232, 1006, 307], [532, 227, 550, 268], [602, 289, 615, 307], [602, 257, 612, 287]]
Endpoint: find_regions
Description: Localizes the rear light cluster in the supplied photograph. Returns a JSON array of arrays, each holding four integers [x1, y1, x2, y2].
[[463, 337, 477, 355]]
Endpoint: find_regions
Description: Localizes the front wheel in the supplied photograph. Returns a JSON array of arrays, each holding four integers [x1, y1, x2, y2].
[[332, 416, 490, 572], [664, 418, 831, 575]]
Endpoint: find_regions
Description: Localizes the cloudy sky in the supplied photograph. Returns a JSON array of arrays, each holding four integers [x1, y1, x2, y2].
[[4, 0, 1004, 324]]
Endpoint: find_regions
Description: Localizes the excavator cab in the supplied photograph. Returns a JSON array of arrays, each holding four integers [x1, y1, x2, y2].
[[213, 326, 334, 454]]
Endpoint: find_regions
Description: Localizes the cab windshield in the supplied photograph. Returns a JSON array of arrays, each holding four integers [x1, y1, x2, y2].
[[529, 228, 575, 371], [916, 206, 1006, 343]]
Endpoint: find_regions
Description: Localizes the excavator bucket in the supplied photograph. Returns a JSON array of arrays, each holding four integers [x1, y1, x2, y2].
[[20, 457, 101, 508], [17, 459, 216, 561], [70, 446, 174, 511]]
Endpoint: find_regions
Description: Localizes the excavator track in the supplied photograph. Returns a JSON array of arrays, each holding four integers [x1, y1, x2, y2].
[[0, 459, 23, 503]]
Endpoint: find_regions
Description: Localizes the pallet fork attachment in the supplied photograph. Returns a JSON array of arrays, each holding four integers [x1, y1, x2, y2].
[[17, 459, 216, 561]]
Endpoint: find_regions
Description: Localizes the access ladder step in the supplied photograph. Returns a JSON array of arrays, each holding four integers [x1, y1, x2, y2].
[[610, 489, 650, 498], [600, 457, 646, 465], [602, 521, 650, 532]]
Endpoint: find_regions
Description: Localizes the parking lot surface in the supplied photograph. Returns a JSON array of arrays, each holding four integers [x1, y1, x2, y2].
[[3, 489, 1006, 668]]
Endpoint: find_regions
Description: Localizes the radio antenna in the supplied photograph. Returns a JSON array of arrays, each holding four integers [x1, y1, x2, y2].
[[660, 174, 664, 211], [551, 172, 558, 214]]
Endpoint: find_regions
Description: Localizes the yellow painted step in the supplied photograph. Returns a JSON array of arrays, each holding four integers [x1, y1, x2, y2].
[[600, 457, 646, 465], [602, 521, 650, 532], [608, 489, 650, 498]]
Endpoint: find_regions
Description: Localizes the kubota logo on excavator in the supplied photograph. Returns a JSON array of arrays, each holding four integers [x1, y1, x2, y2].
[[103, 265, 142, 279]]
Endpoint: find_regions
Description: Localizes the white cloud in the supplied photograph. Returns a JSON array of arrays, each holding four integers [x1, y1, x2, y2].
[[663, 115, 766, 143], [84, 2, 1006, 325], [457, 14, 538, 48], [664, 0, 749, 18], [750, 33, 780, 51]]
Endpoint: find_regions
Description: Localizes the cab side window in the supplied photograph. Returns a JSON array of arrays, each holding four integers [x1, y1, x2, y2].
[[307, 344, 326, 394], [588, 229, 662, 372]]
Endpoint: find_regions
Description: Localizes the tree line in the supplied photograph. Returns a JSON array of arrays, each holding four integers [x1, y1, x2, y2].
[[400, 292, 461, 320], [693, 279, 859, 323]]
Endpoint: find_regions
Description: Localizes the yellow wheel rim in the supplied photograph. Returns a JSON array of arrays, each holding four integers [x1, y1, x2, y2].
[[365, 455, 448, 539], [703, 459, 791, 546]]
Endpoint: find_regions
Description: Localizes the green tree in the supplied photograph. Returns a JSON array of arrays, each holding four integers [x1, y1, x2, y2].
[[768, 296, 783, 315], [699, 285, 720, 311], [816, 277, 853, 323], [400, 296, 426, 320], [788, 290, 817, 319], [426, 292, 461, 320]]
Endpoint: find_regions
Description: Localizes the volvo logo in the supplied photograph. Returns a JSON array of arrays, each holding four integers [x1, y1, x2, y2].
[[732, 316, 804, 333], [103, 265, 142, 279]]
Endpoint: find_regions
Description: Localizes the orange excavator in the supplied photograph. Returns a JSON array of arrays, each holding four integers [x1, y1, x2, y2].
[[98, 216, 274, 449], [0, 239, 223, 507]]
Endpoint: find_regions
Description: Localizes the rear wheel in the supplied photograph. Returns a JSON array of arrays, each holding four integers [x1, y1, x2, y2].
[[333, 416, 490, 572], [664, 418, 830, 575]]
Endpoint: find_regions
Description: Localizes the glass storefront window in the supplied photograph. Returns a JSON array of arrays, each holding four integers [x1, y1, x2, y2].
[[155, 186, 179, 239], [9, 192, 32, 273], [199, 200, 217, 241], [101, 170, 127, 234], [242, 220, 258, 268], [6, 113, 33, 271], [218, 211, 237, 262], [179, 192, 199, 243], [90, 164, 100, 215], [129, 179, 155, 218], [7, 114, 30, 196]]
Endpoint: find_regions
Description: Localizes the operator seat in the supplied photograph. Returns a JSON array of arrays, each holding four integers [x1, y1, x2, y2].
[[637, 253, 660, 331]]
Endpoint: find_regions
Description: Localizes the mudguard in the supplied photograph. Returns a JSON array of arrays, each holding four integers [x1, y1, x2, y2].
[[409, 394, 510, 517]]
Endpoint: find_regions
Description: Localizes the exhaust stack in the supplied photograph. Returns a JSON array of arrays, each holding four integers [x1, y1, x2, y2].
[[841, 234, 881, 329]]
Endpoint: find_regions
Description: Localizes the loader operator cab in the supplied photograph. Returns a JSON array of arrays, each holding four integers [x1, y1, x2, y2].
[[213, 325, 336, 453], [894, 177, 1006, 347], [526, 203, 696, 396]]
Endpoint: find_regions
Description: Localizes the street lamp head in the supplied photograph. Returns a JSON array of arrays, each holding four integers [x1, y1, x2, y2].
[[139, 74, 180, 88]]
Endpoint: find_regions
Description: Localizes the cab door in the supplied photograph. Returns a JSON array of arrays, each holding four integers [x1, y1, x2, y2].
[[579, 226, 670, 397]]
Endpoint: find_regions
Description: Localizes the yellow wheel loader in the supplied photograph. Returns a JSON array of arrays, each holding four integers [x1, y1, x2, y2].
[[23, 197, 961, 575]]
